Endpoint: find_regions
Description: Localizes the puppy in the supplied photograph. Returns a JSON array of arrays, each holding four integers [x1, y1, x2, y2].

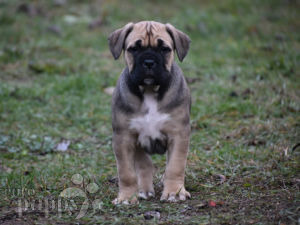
[[108, 21, 191, 204]]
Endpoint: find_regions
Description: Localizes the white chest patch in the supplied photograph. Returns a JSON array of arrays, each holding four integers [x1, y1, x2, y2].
[[129, 93, 170, 149]]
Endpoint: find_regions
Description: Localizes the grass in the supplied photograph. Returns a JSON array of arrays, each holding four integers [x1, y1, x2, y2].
[[0, 0, 299, 224]]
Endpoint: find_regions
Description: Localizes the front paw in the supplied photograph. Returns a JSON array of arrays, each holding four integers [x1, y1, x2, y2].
[[112, 192, 138, 205], [160, 184, 191, 202], [138, 190, 155, 200]]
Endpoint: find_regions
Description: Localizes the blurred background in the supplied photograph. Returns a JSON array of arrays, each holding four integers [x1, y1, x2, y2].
[[0, 0, 299, 224]]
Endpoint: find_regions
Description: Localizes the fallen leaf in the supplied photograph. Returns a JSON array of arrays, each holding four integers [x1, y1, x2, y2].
[[56, 140, 70, 151], [208, 200, 216, 207]]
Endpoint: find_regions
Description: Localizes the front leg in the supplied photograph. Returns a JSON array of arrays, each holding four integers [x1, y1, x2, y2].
[[161, 129, 191, 202], [135, 148, 155, 200], [112, 132, 138, 205]]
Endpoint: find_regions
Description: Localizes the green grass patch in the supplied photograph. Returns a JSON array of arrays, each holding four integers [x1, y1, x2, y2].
[[0, 0, 299, 224]]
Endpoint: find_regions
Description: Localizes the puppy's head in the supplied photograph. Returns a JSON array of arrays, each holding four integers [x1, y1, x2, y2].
[[108, 21, 190, 86]]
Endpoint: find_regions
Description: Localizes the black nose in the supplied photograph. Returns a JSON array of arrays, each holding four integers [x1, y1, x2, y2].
[[143, 59, 156, 69]]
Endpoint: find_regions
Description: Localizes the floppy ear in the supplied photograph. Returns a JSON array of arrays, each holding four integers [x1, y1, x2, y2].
[[108, 22, 134, 60], [166, 23, 191, 62]]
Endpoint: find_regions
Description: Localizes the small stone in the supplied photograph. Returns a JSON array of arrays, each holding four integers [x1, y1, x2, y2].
[[144, 211, 160, 220]]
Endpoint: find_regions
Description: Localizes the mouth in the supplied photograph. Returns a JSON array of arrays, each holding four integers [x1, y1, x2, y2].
[[139, 84, 160, 93], [143, 78, 155, 85]]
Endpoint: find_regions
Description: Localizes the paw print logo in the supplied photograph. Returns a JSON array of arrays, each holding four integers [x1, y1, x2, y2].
[[59, 174, 101, 219]]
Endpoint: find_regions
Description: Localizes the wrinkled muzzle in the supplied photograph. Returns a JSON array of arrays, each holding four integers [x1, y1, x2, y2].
[[133, 49, 164, 86]]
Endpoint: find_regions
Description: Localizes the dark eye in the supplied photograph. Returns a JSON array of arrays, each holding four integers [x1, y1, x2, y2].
[[161, 46, 171, 53], [128, 40, 142, 53], [128, 46, 139, 53]]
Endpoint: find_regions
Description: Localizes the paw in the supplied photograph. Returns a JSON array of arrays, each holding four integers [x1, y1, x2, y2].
[[160, 186, 191, 202], [138, 191, 155, 200], [112, 194, 138, 205]]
